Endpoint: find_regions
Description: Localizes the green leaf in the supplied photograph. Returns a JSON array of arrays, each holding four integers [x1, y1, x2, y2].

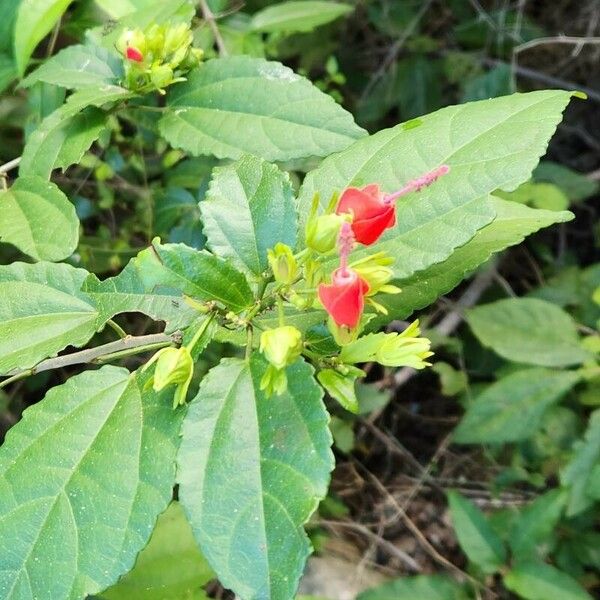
[[250, 1, 353, 33], [373, 198, 573, 322], [466, 297, 591, 367], [159, 57, 365, 161], [0, 53, 16, 94], [95, 0, 169, 19], [509, 490, 566, 562], [100, 502, 214, 600], [0, 176, 78, 261], [0, 366, 184, 599], [447, 491, 506, 574], [14, 0, 76, 75], [504, 562, 593, 600], [299, 90, 577, 279], [177, 356, 334, 600], [0, 261, 100, 374], [20, 85, 131, 179], [358, 575, 469, 600], [202, 155, 297, 277], [21, 44, 123, 89], [83, 257, 199, 334], [317, 367, 362, 414], [454, 369, 580, 444], [134, 240, 254, 313], [561, 409, 600, 517]]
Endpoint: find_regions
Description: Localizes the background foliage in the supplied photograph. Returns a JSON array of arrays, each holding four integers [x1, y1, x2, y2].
[[0, 0, 598, 599]]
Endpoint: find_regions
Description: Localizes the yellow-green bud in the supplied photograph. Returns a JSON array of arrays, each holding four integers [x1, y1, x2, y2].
[[117, 29, 147, 57], [144, 346, 194, 407], [267, 243, 297, 285], [351, 252, 401, 296], [151, 64, 174, 90], [260, 326, 303, 370], [306, 213, 349, 253], [163, 23, 192, 56]]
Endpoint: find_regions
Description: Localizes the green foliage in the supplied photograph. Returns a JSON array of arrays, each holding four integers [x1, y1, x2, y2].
[[177, 356, 333, 600], [358, 574, 469, 600], [250, 1, 353, 33], [466, 298, 591, 367], [159, 57, 365, 161], [454, 369, 580, 444], [447, 491, 507, 574], [100, 502, 214, 599], [0, 176, 78, 260], [202, 155, 297, 277], [0, 367, 183, 599]]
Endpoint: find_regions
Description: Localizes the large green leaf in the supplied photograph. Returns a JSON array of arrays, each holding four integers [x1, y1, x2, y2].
[[0, 53, 16, 94], [372, 198, 573, 322], [94, 0, 167, 19], [177, 356, 334, 600], [358, 575, 469, 600], [201, 155, 297, 277], [466, 297, 591, 367], [14, 0, 76, 75], [447, 491, 506, 574], [0, 366, 183, 599], [134, 240, 254, 313], [159, 57, 365, 161], [0, 262, 100, 374], [250, 1, 353, 33], [453, 369, 580, 444], [0, 176, 78, 261], [298, 90, 577, 279], [21, 44, 123, 89], [561, 409, 600, 517], [504, 562, 592, 600], [100, 502, 214, 600], [83, 256, 199, 334], [20, 85, 131, 179]]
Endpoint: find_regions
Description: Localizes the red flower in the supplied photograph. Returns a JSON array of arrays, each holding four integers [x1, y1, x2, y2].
[[126, 46, 144, 62], [336, 184, 395, 246], [318, 268, 369, 328]]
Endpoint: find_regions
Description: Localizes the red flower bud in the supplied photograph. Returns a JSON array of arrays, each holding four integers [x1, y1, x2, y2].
[[126, 46, 144, 62], [336, 184, 395, 246], [318, 268, 369, 328]]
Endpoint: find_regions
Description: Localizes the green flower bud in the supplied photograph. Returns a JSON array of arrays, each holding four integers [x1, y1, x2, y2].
[[163, 23, 192, 57], [267, 243, 297, 285], [260, 363, 288, 396], [351, 252, 401, 296], [151, 64, 174, 90], [116, 29, 147, 57], [144, 346, 194, 407], [259, 326, 303, 370], [306, 213, 349, 253]]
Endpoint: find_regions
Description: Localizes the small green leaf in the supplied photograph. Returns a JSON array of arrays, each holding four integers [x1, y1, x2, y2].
[[135, 240, 254, 313], [561, 409, 600, 516], [20, 85, 131, 179], [299, 90, 577, 279], [177, 356, 333, 600], [159, 57, 365, 161], [504, 562, 593, 600], [466, 298, 591, 367], [454, 369, 580, 444], [100, 502, 214, 600], [0, 366, 184, 599], [371, 198, 573, 323], [317, 367, 362, 414], [21, 44, 123, 89], [0, 261, 100, 374], [358, 575, 469, 600], [250, 1, 353, 33], [447, 491, 506, 574], [509, 490, 566, 562], [202, 155, 297, 277], [0, 176, 78, 261], [14, 0, 76, 75]]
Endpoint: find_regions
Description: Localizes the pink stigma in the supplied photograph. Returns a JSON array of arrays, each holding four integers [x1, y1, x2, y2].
[[384, 164, 450, 204]]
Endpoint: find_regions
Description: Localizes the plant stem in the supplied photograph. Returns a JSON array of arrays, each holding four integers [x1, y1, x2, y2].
[[199, 0, 228, 56], [0, 157, 21, 175], [107, 319, 128, 339], [0, 332, 182, 389]]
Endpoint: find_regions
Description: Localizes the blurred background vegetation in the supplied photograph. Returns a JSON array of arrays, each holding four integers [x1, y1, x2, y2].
[[0, 1, 599, 598]]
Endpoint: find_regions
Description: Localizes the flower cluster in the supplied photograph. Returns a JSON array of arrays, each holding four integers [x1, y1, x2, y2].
[[116, 23, 203, 93]]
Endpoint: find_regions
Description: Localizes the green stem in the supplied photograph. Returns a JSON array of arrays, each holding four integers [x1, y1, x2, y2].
[[93, 341, 173, 364], [245, 327, 254, 360], [185, 313, 216, 353], [107, 319, 128, 339]]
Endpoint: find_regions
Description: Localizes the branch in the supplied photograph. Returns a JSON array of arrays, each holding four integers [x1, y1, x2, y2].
[[0, 157, 22, 176], [199, 0, 228, 57], [1, 332, 181, 388]]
